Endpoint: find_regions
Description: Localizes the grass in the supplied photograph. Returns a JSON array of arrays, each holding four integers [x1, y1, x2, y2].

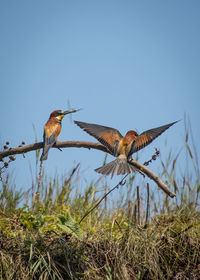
[[0, 119, 200, 280]]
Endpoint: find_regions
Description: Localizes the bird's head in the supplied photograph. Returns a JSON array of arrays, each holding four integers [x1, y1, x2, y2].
[[125, 130, 138, 141], [49, 109, 81, 121]]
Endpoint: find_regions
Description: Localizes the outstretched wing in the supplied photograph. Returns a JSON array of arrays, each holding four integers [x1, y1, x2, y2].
[[74, 121, 123, 155], [130, 121, 178, 154]]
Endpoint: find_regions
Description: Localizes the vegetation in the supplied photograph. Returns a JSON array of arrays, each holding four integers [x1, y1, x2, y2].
[[0, 120, 200, 280]]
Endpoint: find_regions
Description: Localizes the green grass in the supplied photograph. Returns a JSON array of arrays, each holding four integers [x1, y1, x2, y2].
[[0, 120, 200, 280]]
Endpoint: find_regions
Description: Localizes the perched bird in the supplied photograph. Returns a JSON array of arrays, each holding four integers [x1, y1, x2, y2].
[[74, 120, 178, 177], [40, 109, 80, 161]]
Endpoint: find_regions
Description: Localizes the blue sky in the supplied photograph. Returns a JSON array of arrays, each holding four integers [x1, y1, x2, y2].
[[0, 1, 200, 193]]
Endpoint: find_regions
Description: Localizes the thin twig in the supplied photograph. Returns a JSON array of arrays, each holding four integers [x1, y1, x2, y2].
[[133, 204, 137, 226], [37, 161, 43, 193], [145, 183, 150, 226], [64, 163, 80, 186], [127, 200, 132, 221], [173, 225, 193, 237], [114, 219, 122, 232], [79, 174, 128, 224], [137, 186, 140, 225]]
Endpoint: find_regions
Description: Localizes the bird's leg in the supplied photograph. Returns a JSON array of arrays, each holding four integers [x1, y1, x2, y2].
[[55, 142, 63, 152]]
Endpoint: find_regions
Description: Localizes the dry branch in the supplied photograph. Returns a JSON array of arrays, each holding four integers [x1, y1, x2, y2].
[[0, 140, 176, 198], [0, 141, 107, 159], [145, 183, 150, 226]]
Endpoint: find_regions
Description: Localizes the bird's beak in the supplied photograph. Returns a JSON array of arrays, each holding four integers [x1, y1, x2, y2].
[[63, 108, 81, 115]]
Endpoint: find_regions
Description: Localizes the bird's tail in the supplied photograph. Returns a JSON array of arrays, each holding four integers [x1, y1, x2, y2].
[[40, 145, 51, 161], [95, 158, 137, 178]]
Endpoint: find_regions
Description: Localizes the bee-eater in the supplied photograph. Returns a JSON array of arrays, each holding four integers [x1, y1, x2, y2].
[[40, 109, 80, 161], [74, 120, 178, 177]]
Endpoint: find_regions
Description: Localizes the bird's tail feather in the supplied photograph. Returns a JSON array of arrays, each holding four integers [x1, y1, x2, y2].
[[95, 159, 137, 178], [40, 145, 51, 161]]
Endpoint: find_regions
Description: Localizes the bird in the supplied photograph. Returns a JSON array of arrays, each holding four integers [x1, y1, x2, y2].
[[40, 109, 80, 161], [74, 120, 178, 177]]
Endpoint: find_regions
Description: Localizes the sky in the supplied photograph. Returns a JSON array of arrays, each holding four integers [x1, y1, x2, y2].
[[0, 1, 200, 197]]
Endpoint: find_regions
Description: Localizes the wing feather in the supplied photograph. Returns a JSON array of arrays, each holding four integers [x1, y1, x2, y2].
[[130, 121, 178, 154], [74, 121, 123, 155]]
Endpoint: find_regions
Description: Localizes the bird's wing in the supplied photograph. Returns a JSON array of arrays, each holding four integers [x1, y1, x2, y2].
[[130, 121, 178, 154], [44, 130, 57, 146], [74, 121, 123, 155]]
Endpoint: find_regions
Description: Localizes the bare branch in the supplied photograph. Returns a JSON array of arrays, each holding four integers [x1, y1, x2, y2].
[[145, 183, 150, 226], [0, 140, 176, 198], [0, 141, 108, 159], [128, 159, 176, 198]]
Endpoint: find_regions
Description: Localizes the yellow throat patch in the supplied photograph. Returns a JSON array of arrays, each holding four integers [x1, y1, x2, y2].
[[56, 115, 64, 121]]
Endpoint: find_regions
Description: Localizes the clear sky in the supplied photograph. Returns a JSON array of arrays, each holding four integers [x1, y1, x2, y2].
[[0, 1, 200, 194]]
